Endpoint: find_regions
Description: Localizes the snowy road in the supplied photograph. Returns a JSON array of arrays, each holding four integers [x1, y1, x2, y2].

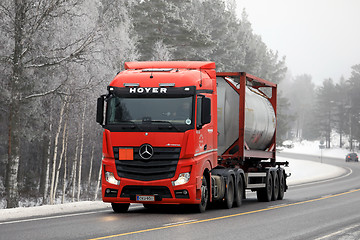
[[1, 152, 360, 240]]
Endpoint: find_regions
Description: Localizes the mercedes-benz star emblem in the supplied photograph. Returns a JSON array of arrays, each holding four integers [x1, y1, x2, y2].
[[139, 144, 154, 160]]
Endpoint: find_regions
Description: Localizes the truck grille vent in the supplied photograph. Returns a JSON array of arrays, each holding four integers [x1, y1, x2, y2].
[[115, 147, 180, 181], [120, 186, 172, 198]]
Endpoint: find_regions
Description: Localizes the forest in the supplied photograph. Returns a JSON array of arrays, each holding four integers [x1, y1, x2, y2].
[[0, 0, 359, 208]]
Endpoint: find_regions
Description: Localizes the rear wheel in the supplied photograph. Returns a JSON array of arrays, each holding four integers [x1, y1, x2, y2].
[[272, 171, 279, 201], [111, 203, 130, 213], [234, 177, 243, 207], [222, 177, 234, 209], [277, 170, 285, 200], [257, 172, 273, 202]]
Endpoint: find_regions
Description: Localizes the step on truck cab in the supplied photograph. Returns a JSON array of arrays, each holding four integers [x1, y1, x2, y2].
[[96, 61, 288, 213]]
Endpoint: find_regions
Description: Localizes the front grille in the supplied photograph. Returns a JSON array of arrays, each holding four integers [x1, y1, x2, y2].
[[115, 147, 180, 181], [120, 186, 172, 198]]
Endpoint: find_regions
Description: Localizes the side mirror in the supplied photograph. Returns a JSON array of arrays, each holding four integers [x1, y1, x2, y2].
[[201, 97, 211, 125], [96, 96, 104, 125]]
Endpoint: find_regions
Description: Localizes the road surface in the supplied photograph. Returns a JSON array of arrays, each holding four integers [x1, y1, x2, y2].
[[1, 152, 359, 240]]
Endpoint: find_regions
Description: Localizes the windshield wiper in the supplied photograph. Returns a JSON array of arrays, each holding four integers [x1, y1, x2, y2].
[[147, 120, 181, 132], [119, 120, 143, 130]]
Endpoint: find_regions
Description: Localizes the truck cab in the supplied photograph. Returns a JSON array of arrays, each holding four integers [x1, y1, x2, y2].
[[97, 62, 218, 212]]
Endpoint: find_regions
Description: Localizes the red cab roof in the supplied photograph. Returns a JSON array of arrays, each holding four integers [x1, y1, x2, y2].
[[124, 61, 215, 70]]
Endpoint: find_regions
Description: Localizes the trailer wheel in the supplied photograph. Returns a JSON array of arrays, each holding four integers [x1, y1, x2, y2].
[[257, 172, 273, 202], [277, 170, 285, 200], [272, 171, 279, 201], [222, 177, 234, 209], [234, 177, 243, 207], [111, 203, 130, 213]]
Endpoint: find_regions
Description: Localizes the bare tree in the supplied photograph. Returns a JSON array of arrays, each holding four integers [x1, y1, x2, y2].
[[77, 102, 86, 201], [87, 145, 95, 199], [49, 97, 68, 205], [61, 128, 69, 204], [53, 118, 68, 202]]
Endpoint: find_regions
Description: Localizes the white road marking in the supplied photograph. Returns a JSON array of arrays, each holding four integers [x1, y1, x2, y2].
[[163, 219, 198, 226], [314, 223, 360, 240]]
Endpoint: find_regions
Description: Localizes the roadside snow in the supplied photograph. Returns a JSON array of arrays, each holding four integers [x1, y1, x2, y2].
[[280, 157, 346, 185], [281, 140, 357, 159], [280, 140, 352, 185], [0, 201, 111, 222]]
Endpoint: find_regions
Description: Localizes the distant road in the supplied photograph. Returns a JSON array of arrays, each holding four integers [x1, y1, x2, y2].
[[1, 152, 360, 240]]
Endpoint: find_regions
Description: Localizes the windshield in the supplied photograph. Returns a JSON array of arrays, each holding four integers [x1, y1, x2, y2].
[[106, 96, 194, 131]]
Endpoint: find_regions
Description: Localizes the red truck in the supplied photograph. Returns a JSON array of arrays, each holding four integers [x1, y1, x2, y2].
[[96, 61, 288, 213]]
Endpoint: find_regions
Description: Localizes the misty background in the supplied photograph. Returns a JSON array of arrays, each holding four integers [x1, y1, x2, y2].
[[0, 0, 359, 209]]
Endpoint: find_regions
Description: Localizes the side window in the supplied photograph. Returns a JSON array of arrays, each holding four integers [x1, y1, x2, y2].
[[196, 96, 211, 129]]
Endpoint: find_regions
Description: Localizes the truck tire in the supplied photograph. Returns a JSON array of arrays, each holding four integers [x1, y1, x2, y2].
[[257, 173, 273, 202], [234, 177, 243, 207], [111, 203, 130, 213], [271, 171, 279, 201], [193, 176, 209, 213], [222, 177, 234, 209], [277, 170, 285, 200]]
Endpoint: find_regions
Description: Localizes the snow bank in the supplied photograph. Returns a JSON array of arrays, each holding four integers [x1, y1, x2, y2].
[[281, 140, 357, 159], [279, 157, 346, 185], [0, 201, 111, 222]]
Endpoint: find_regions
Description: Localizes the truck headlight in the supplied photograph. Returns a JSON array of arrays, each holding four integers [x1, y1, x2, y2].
[[105, 172, 120, 185], [172, 172, 190, 186]]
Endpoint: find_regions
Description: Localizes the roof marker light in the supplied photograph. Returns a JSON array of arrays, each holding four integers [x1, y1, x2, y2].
[[123, 83, 140, 87], [159, 83, 175, 87]]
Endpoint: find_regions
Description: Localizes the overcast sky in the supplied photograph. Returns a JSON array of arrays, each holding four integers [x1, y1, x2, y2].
[[236, 0, 360, 85]]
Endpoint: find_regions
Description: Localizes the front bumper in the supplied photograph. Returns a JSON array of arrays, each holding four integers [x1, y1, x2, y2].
[[101, 157, 202, 205]]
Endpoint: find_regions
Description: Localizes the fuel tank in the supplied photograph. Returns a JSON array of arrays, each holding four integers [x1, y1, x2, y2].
[[217, 77, 276, 155]]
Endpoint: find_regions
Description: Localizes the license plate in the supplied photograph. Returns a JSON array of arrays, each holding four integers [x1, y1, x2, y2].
[[136, 195, 155, 202]]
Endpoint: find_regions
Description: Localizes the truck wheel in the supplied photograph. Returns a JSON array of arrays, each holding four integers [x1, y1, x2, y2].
[[222, 177, 234, 209], [194, 176, 209, 213], [257, 172, 273, 202], [111, 203, 130, 213], [234, 177, 243, 207], [277, 170, 285, 200], [271, 171, 279, 201]]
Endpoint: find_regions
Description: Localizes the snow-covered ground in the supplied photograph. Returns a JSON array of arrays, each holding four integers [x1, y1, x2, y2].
[[281, 140, 355, 159], [280, 140, 354, 185], [1, 141, 355, 222]]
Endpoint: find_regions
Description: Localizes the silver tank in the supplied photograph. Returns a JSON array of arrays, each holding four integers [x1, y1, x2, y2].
[[217, 77, 276, 155]]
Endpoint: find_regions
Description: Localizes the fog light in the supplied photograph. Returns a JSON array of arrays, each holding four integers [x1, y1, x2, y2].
[[172, 172, 190, 186], [105, 172, 120, 185]]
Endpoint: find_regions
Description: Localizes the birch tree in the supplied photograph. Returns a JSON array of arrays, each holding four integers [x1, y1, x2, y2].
[[53, 118, 68, 202], [49, 97, 68, 205], [77, 102, 86, 201], [87, 145, 94, 199]]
